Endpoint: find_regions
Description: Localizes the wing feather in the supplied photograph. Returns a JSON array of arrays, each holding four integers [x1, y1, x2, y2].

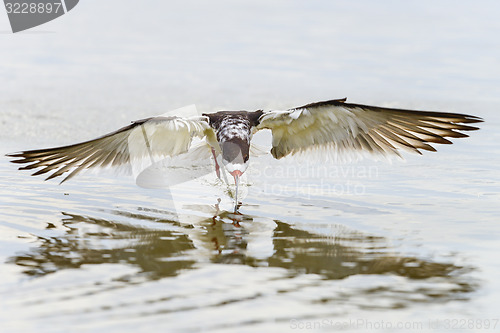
[[257, 99, 482, 160], [7, 116, 212, 183]]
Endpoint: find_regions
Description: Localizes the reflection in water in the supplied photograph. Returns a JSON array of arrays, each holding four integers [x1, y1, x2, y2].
[[10, 205, 475, 305], [268, 222, 463, 280], [12, 212, 196, 279]]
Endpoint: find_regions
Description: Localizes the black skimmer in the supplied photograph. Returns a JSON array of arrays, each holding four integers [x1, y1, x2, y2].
[[7, 98, 482, 211]]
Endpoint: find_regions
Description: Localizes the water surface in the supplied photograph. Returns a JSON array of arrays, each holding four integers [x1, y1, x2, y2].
[[1, 1, 500, 332]]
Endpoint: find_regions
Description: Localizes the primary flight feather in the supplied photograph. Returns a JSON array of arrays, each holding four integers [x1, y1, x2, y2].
[[7, 98, 482, 202]]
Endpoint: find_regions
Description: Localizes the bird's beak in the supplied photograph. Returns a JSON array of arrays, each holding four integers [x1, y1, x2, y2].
[[230, 170, 243, 179], [230, 170, 243, 212]]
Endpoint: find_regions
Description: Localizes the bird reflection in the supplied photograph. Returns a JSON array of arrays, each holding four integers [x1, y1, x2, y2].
[[12, 212, 197, 279], [268, 222, 466, 280], [10, 205, 475, 302], [204, 209, 253, 265]]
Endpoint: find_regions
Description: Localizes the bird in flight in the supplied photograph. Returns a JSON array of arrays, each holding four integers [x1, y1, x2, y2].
[[7, 98, 482, 211]]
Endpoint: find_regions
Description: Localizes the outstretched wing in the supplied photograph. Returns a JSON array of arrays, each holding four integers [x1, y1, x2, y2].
[[7, 116, 212, 183], [256, 98, 483, 160]]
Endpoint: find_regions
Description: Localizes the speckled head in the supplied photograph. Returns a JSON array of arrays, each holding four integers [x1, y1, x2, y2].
[[202, 110, 263, 177]]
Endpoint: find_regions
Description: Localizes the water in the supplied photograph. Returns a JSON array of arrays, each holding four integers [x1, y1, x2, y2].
[[1, 1, 500, 332]]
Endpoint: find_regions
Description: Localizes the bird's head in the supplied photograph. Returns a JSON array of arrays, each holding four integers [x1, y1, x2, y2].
[[221, 138, 249, 179]]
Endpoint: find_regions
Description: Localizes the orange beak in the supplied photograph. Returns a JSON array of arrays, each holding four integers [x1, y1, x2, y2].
[[230, 170, 243, 178]]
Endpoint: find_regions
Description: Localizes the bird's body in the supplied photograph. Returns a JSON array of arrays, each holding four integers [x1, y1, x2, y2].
[[7, 98, 483, 210], [204, 110, 263, 178]]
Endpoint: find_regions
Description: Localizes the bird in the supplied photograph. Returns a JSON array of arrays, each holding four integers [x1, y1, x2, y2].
[[7, 98, 483, 211]]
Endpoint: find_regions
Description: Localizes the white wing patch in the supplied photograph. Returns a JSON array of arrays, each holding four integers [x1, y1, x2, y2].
[[128, 116, 209, 161]]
